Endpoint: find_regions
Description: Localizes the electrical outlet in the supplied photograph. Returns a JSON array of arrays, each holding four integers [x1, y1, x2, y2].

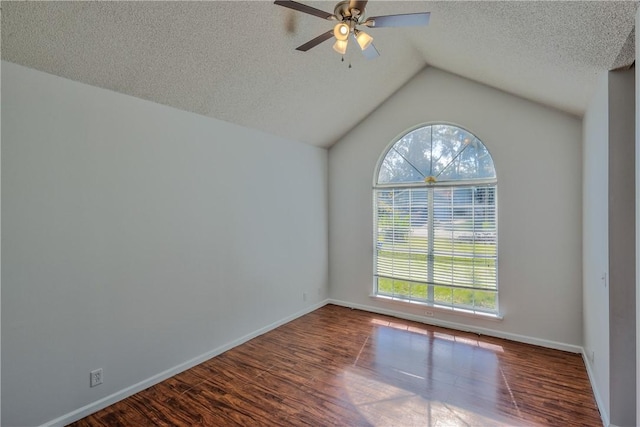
[[90, 368, 103, 387], [303, 292, 308, 302]]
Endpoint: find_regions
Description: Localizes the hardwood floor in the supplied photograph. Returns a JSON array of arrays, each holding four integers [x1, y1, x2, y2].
[[70, 305, 601, 426]]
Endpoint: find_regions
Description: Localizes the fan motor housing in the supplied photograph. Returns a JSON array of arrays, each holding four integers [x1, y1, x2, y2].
[[334, 1, 363, 22]]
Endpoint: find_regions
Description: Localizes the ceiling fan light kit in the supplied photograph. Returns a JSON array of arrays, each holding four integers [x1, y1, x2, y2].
[[334, 22, 350, 41], [274, 0, 430, 59], [333, 39, 348, 55], [354, 29, 373, 51]]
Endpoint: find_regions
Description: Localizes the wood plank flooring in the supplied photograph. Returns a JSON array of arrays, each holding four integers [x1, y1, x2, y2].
[[70, 305, 601, 426]]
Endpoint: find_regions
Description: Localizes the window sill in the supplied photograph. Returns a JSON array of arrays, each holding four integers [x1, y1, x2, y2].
[[369, 294, 504, 321]]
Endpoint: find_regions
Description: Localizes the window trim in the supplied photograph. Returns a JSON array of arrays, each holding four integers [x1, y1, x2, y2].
[[372, 122, 499, 317], [375, 177, 497, 189], [372, 121, 497, 187], [368, 293, 504, 321]]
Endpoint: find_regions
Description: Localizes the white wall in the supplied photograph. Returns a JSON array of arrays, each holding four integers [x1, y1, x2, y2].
[[329, 67, 583, 347], [583, 72, 611, 423], [608, 68, 636, 427], [583, 69, 637, 427], [1, 61, 329, 426], [0, 35, 3, 427], [636, 9, 640, 426]]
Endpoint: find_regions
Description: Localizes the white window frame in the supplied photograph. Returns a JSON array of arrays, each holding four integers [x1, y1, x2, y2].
[[373, 123, 499, 316]]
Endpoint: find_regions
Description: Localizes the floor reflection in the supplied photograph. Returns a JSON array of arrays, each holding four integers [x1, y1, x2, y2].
[[342, 317, 530, 426], [70, 305, 601, 427], [344, 367, 518, 426]]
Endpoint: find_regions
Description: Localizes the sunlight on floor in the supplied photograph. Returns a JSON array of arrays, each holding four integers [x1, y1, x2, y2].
[[344, 368, 526, 426], [371, 317, 505, 352], [357, 318, 527, 426]]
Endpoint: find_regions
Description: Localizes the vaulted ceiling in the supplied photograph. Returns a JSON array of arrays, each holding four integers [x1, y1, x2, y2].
[[2, 1, 637, 148]]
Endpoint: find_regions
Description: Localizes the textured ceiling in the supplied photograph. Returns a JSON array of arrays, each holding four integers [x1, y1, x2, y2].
[[2, 1, 637, 148]]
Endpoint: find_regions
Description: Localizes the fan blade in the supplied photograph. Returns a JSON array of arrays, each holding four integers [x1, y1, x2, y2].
[[296, 30, 334, 51], [365, 12, 430, 28], [274, 1, 334, 20], [349, 0, 368, 14], [362, 42, 379, 59]]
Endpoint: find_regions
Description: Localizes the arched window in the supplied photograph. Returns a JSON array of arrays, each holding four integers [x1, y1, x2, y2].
[[374, 124, 498, 315]]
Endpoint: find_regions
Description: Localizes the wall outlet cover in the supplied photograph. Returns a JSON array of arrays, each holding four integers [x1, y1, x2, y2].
[[90, 368, 103, 387]]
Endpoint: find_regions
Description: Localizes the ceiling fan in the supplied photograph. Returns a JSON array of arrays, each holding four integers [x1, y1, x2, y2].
[[274, 0, 430, 59]]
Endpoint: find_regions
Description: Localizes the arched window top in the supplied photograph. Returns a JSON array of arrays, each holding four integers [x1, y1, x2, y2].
[[377, 124, 496, 185]]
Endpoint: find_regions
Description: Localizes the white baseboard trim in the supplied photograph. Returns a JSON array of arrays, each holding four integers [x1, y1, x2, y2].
[[40, 300, 330, 427], [42, 299, 598, 427], [327, 299, 583, 353], [581, 349, 609, 427], [328, 299, 612, 424], [331, 299, 610, 426]]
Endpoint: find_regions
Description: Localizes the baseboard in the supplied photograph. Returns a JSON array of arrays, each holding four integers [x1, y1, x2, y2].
[[40, 300, 330, 427], [41, 298, 595, 427], [328, 300, 608, 426], [327, 299, 583, 353], [581, 349, 609, 427]]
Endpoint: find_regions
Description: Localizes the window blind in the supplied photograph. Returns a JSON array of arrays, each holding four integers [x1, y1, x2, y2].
[[374, 185, 497, 313]]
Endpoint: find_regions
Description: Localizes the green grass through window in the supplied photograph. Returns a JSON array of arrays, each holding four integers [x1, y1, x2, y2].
[[376, 235, 497, 313]]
